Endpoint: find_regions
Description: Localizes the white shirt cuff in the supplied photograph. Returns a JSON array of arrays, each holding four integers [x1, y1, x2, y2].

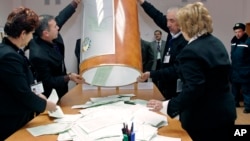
[[160, 100, 179, 120]]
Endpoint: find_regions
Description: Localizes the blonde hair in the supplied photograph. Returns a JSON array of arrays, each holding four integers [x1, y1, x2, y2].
[[176, 2, 213, 38]]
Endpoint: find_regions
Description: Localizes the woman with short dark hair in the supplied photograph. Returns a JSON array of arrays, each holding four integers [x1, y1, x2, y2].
[[0, 7, 57, 140]]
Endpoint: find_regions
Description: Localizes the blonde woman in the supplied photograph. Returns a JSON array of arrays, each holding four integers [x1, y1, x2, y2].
[[147, 2, 236, 141]]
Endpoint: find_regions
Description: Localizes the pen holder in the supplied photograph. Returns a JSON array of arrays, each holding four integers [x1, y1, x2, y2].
[[123, 132, 135, 141], [122, 122, 135, 141]]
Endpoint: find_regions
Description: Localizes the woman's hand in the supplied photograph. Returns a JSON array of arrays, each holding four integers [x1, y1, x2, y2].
[[147, 99, 163, 112]]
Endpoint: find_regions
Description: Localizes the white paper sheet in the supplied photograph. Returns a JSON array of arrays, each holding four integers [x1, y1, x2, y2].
[[47, 89, 64, 118], [27, 123, 72, 136]]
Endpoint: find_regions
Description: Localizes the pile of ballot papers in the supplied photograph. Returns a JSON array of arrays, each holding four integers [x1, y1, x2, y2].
[[27, 93, 181, 141]]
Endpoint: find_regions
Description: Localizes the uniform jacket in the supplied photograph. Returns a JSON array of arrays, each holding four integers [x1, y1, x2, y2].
[[230, 33, 250, 83], [0, 38, 46, 140], [29, 3, 77, 98], [167, 34, 236, 130]]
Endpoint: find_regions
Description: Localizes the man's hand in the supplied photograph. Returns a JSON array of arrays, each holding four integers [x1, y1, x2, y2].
[[137, 0, 145, 4], [137, 71, 150, 82], [73, 0, 81, 5], [69, 72, 84, 84]]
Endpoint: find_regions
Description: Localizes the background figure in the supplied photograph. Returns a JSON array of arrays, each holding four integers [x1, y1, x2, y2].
[[147, 2, 236, 141], [137, 0, 187, 100], [151, 30, 166, 71], [75, 38, 81, 73], [150, 30, 166, 87], [230, 23, 250, 113], [0, 7, 56, 140], [29, 0, 83, 99], [141, 38, 154, 73]]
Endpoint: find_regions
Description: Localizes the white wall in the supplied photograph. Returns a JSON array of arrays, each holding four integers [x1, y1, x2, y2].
[[0, 0, 250, 88], [0, 1, 12, 26]]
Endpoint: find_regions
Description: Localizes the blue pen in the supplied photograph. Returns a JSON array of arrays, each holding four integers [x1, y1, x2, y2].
[[130, 132, 135, 141], [129, 122, 135, 141]]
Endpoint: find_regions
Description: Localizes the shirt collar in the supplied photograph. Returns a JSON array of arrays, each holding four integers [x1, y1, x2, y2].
[[188, 30, 207, 44], [171, 31, 182, 39]]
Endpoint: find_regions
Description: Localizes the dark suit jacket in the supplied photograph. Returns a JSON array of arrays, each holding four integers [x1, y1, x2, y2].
[[150, 34, 187, 99], [141, 39, 154, 72], [168, 34, 236, 131], [150, 40, 166, 71], [0, 38, 46, 140], [29, 3, 76, 98]]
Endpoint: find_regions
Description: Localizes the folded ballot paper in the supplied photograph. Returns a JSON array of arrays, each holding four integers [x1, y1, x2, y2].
[[133, 108, 168, 128], [72, 94, 135, 109], [27, 123, 72, 137], [47, 89, 64, 118]]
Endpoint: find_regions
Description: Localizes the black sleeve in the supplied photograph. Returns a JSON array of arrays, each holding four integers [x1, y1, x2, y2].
[[141, 1, 170, 33], [55, 2, 76, 30]]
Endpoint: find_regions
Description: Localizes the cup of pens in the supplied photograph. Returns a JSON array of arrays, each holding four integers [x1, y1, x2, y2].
[[122, 122, 135, 141]]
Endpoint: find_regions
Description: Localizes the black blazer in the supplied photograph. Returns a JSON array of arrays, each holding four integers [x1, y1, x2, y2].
[[167, 34, 237, 130], [0, 38, 46, 140], [29, 3, 77, 98]]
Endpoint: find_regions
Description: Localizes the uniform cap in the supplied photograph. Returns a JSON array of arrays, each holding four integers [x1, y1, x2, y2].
[[233, 23, 245, 31]]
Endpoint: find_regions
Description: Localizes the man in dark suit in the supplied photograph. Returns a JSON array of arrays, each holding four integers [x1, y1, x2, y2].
[[29, 0, 83, 99], [137, 0, 187, 100], [150, 30, 166, 87], [150, 30, 166, 71]]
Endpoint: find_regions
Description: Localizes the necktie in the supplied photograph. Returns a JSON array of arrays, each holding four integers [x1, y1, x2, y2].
[[166, 38, 173, 55], [157, 41, 161, 52], [18, 49, 24, 56], [156, 42, 161, 70], [156, 41, 161, 61]]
